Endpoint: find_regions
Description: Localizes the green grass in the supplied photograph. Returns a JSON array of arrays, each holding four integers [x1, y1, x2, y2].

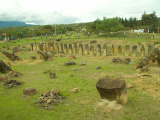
[[0, 32, 160, 119]]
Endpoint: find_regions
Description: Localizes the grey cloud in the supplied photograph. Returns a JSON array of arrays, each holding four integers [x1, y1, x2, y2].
[[0, 0, 160, 25]]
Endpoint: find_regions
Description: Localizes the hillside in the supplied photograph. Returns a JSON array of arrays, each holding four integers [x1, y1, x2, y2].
[[0, 21, 35, 28]]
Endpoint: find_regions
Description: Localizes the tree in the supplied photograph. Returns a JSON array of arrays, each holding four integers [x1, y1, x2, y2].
[[2, 26, 18, 40], [43, 25, 52, 30], [66, 26, 74, 31], [140, 11, 159, 32], [101, 17, 124, 33]]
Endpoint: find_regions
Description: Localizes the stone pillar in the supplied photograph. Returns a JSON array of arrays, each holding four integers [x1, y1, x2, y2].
[[33, 41, 36, 51], [118, 45, 121, 56], [60, 43, 64, 53], [55, 43, 59, 53], [97, 44, 101, 56], [50, 42, 54, 52], [148, 44, 153, 56], [103, 43, 107, 56], [64, 44, 68, 53], [84, 44, 89, 55], [90, 45, 94, 56], [43, 42, 47, 52], [37, 43, 40, 51], [30, 43, 33, 51], [111, 44, 114, 55], [39, 43, 43, 51], [74, 43, 78, 54], [69, 44, 72, 54], [141, 45, 145, 57], [46, 42, 50, 51], [132, 45, 137, 57], [79, 43, 83, 55], [125, 45, 130, 56]]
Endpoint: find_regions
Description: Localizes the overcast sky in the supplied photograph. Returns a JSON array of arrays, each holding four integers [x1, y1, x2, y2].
[[0, 0, 160, 25]]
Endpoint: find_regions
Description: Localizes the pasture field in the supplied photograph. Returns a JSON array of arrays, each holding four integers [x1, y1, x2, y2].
[[0, 32, 160, 120]]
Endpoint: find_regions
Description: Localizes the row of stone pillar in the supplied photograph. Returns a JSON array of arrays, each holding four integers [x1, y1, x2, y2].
[[30, 42, 153, 57]]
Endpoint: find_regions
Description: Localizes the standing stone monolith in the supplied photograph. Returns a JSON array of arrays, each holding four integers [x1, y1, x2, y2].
[[90, 45, 94, 56], [43, 42, 47, 52], [55, 43, 59, 53], [79, 43, 83, 55], [33, 41, 36, 51], [97, 44, 101, 56], [111, 44, 114, 55], [125, 45, 130, 56], [46, 42, 50, 51], [50, 42, 54, 52], [96, 77, 128, 104], [74, 43, 78, 54], [69, 44, 72, 54], [39, 43, 43, 51], [60, 43, 64, 53], [84, 44, 89, 55], [37, 43, 40, 51], [132, 45, 137, 57], [148, 44, 153, 56], [30, 43, 33, 51], [118, 45, 121, 56], [103, 43, 107, 56], [64, 44, 68, 53], [141, 45, 145, 57]]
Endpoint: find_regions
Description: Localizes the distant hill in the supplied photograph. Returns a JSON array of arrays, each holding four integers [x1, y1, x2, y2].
[[0, 21, 35, 28]]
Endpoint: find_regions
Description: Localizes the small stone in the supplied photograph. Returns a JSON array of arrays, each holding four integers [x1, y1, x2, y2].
[[43, 70, 50, 74], [79, 62, 85, 66], [64, 61, 76, 65], [124, 58, 131, 62], [71, 88, 78, 92], [8, 84, 13, 88], [96, 66, 101, 69], [126, 84, 133, 88], [129, 62, 135, 64], [69, 55, 76, 59], [47, 99, 52, 104], [65, 103, 69, 106], [73, 69, 78, 71], [30, 56, 36, 59], [49, 72, 56, 78], [70, 74, 73, 77], [23, 87, 37, 95]]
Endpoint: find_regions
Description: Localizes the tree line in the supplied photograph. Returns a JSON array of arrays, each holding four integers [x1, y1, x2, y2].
[[0, 11, 159, 40], [0, 25, 75, 40]]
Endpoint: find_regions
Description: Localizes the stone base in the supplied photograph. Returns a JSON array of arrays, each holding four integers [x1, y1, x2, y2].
[[96, 77, 128, 104], [23, 87, 37, 95]]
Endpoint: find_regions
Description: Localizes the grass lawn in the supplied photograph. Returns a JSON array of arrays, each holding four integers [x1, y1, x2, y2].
[[0, 33, 160, 120]]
